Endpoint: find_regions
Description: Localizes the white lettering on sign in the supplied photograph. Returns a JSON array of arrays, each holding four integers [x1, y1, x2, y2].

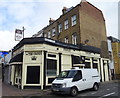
[[26, 52, 42, 55]]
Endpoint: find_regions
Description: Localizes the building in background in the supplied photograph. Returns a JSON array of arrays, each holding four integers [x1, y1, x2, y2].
[[3, 51, 12, 84], [33, 1, 109, 59], [108, 36, 120, 79], [0, 51, 9, 80], [107, 38, 114, 80]]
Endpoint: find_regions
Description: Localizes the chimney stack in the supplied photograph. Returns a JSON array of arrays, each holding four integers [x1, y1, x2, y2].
[[49, 18, 55, 25], [62, 7, 68, 14]]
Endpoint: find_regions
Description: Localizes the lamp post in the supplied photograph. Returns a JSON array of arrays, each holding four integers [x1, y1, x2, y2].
[[22, 26, 25, 38]]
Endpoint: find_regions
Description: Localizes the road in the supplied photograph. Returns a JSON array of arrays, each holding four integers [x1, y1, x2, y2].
[[2, 80, 120, 98], [27, 80, 120, 98]]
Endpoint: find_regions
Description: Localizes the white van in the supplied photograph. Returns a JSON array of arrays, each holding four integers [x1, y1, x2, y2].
[[51, 68, 100, 96]]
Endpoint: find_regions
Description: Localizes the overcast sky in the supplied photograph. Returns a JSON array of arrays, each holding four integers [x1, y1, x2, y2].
[[0, 0, 119, 51]]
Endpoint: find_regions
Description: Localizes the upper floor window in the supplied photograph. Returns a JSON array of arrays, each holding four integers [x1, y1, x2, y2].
[[52, 27, 56, 37], [48, 31, 51, 38], [72, 33, 77, 45], [44, 33, 47, 37], [71, 15, 77, 26], [64, 19, 68, 30], [64, 37, 69, 43], [58, 24, 62, 33]]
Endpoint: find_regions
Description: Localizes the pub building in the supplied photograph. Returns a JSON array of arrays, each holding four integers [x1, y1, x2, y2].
[[9, 37, 110, 89]]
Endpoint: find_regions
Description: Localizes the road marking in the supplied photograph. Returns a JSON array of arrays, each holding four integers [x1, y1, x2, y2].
[[91, 92, 97, 94], [107, 89, 110, 90], [99, 92, 115, 98]]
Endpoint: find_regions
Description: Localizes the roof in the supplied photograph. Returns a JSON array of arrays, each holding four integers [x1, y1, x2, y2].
[[33, 1, 103, 37], [108, 36, 120, 43], [13, 37, 100, 54], [9, 52, 23, 63]]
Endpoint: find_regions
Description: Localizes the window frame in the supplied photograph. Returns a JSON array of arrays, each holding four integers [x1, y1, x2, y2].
[[46, 59, 57, 76], [44, 33, 47, 37], [58, 23, 62, 33], [64, 19, 69, 30], [52, 27, 56, 37], [48, 31, 51, 38], [71, 15, 77, 26], [64, 37, 69, 43], [72, 33, 77, 45]]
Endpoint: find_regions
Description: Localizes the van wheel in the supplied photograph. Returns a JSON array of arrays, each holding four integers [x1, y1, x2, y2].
[[70, 87, 78, 97], [93, 83, 99, 91]]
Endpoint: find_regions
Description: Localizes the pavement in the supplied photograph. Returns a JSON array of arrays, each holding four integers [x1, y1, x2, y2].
[[0, 79, 2, 98], [1, 79, 120, 97], [2, 82, 45, 97]]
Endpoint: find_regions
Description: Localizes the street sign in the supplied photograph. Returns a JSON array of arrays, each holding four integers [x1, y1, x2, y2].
[[15, 29, 23, 41]]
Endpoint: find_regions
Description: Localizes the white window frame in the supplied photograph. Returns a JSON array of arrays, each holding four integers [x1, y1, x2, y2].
[[71, 15, 77, 26], [48, 31, 51, 38], [72, 33, 77, 45], [52, 28, 56, 37], [58, 24, 62, 33], [64, 19, 68, 30], [64, 37, 69, 43], [44, 33, 47, 37]]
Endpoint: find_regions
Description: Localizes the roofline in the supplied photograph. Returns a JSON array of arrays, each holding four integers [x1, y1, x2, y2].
[[107, 36, 120, 42], [80, 1, 105, 21], [33, 4, 80, 35], [81, 1, 102, 13], [33, 1, 104, 37], [12, 37, 101, 54]]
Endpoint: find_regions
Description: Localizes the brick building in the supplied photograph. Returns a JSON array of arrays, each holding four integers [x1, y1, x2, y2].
[[108, 36, 120, 79], [33, 1, 109, 58]]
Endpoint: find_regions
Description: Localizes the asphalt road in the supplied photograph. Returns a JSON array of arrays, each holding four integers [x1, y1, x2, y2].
[[2, 80, 120, 98], [27, 80, 120, 98]]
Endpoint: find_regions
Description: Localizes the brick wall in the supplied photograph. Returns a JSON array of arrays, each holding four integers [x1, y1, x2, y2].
[[42, 1, 109, 58], [80, 2, 109, 58]]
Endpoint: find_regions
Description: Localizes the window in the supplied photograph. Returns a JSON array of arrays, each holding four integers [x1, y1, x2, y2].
[[64, 37, 69, 43], [72, 56, 85, 64], [64, 19, 68, 30], [84, 62, 91, 68], [47, 59, 57, 76], [44, 33, 47, 37], [48, 54, 56, 58], [72, 33, 77, 45], [57, 70, 77, 78], [73, 70, 82, 81], [48, 31, 51, 38], [58, 24, 62, 33], [71, 15, 77, 26], [52, 28, 56, 36], [93, 63, 98, 69]]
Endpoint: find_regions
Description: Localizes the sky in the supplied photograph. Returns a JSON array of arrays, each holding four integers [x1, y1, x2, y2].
[[0, 0, 119, 51]]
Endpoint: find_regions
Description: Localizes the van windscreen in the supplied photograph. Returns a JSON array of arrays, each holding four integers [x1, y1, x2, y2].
[[57, 70, 77, 78]]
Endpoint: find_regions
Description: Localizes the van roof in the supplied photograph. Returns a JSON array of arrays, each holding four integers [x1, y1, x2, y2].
[[64, 68, 98, 71]]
